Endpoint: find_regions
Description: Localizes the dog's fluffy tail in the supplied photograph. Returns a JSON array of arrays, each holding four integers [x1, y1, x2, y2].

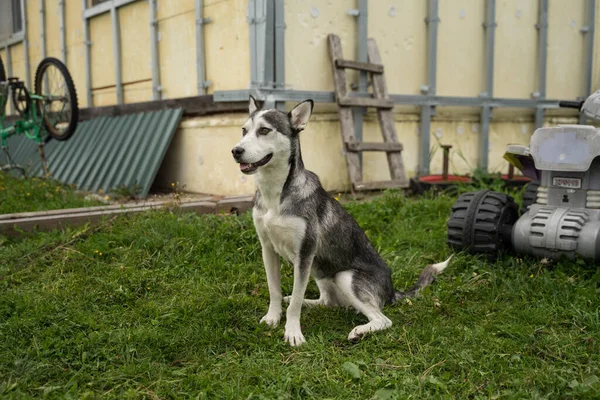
[[393, 255, 452, 302]]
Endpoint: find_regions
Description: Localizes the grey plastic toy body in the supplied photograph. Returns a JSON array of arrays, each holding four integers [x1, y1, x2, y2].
[[448, 90, 600, 262], [582, 90, 600, 120], [509, 122, 600, 261]]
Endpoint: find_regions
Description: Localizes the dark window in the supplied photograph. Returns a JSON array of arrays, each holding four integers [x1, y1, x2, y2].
[[90, 0, 111, 6], [12, 0, 23, 34]]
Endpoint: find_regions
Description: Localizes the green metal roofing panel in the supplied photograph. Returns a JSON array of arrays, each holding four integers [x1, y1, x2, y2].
[[0, 108, 183, 198]]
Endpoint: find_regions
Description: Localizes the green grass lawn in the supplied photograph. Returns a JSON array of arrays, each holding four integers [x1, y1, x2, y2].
[[0, 172, 103, 214], [1, 189, 599, 399]]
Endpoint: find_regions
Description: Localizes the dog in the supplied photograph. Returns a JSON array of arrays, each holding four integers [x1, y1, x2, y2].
[[231, 96, 451, 346]]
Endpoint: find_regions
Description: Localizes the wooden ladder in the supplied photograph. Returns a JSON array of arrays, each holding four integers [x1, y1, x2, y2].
[[327, 34, 408, 192]]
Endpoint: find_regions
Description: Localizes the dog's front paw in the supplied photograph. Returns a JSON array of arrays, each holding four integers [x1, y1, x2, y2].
[[284, 326, 306, 347], [260, 312, 281, 328]]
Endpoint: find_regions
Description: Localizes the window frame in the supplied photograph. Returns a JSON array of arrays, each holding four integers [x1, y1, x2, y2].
[[0, 0, 25, 44], [84, 0, 140, 18]]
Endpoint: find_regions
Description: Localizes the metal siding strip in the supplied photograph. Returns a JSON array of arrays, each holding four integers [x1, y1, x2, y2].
[[39, 0, 46, 59], [49, 122, 92, 180], [21, 0, 31, 88], [62, 118, 109, 184], [195, 0, 208, 95], [256, 0, 268, 88], [580, 0, 595, 124], [353, 0, 368, 169], [262, 0, 275, 108], [82, 0, 93, 107], [97, 113, 145, 193], [535, 0, 548, 128], [420, 0, 439, 176], [479, 0, 496, 172], [86, 114, 138, 192], [138, 109, 183, 198], [111, 4, 123, 104], [78, 116, 125, 190], [274, 0, 285, 110], [427, 0, 438, 95], [59, 118, 107, 183], [59, 0, 66, 63], [114, 112, 159, 188], [248, 0, 257, 87], [150, 0, 161, 100]]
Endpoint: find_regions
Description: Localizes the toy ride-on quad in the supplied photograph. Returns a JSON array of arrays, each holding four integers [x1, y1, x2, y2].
[[447, 90, 600, 262]]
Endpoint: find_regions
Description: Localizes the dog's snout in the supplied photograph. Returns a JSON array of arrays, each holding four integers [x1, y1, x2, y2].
[[232, 146, 245, 159]]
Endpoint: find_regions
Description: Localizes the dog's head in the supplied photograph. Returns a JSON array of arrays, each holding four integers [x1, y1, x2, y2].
[[231, 96, 314, 175]]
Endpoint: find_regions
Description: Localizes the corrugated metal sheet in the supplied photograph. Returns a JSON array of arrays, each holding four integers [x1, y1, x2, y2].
[[0, 108, 183, 198]]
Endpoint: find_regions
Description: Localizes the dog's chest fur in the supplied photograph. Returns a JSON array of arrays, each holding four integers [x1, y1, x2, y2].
[[253, 202, 306, 264]]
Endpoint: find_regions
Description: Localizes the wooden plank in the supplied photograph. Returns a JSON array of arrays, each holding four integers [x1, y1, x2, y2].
[[73, 95, 247, 121], [328, 34, 362, 185], [0, 197, 217, 221], [345, 142, 403, 152], [339, 108, 362, 183], [367, 38, 407, 182], [334, 59, 384, 74], [354, 179, 409, 192], [0, 201, 217, 236], [328, 34, 349, 99], [338, 96, 394, 109]]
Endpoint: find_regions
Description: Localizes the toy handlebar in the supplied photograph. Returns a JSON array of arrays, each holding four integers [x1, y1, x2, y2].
[[558, 100, 584, 109]]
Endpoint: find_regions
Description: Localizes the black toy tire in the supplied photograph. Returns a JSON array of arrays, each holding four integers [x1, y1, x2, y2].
[[447, 190, 519, 255], [521, 181, 540, 214], [34, 57, 79, 141], [11, 84, 30, 116], [0, 55, 6, 82]]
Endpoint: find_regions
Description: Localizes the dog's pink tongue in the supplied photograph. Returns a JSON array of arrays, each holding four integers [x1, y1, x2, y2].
[[240, 163, 251, 171]]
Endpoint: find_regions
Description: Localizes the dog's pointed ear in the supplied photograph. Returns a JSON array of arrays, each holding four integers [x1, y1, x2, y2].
[[288, 100, 314, 132], [249, 95, 260, 115]]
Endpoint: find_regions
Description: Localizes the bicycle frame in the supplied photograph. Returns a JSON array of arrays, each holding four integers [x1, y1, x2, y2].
[[0, 80, 48, 148]]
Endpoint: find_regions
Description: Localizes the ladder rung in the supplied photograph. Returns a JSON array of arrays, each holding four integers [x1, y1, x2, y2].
[[338, 96, 393, 109], [346, 142, 403, 152], [354, 179, 409, 191], [334, 59, 384, 74]]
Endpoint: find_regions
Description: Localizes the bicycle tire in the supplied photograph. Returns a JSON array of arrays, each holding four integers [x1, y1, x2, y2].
[[0, 55, 6, 82], [34, 57, 79, 141]]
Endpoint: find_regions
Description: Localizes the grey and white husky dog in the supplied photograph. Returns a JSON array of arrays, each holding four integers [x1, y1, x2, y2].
[[232, 96, 451, 346]]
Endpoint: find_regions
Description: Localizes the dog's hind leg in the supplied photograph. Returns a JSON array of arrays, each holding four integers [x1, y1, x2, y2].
[[283, 278, 339, 307], [335, 271, 392, 341]]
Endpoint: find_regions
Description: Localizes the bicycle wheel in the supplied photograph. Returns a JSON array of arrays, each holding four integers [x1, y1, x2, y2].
[[0, 55, 6, 82], [34, 57, 79, 141]]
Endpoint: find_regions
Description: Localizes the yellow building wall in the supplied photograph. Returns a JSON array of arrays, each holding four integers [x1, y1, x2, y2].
[[120, 1, 153, 103], [284, 0, 357, 91], [90, 12, 116, 106], [65, 0, 89, 108], [204, 0, 251, 92], [437, 0, 486, 97], [2, 0, 600, 196], [546, 0, 586, 99], [368, 0, 427, 95], [494, 0, 538, 98], [156, 110, 569, 196]]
